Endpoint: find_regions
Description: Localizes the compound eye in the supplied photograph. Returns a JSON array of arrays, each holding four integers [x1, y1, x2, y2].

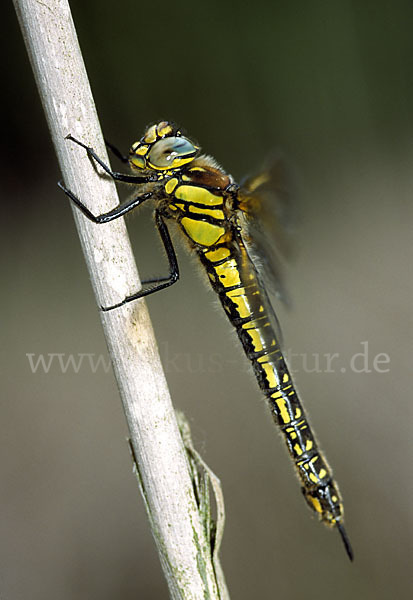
[[148, 136, 197, 169]]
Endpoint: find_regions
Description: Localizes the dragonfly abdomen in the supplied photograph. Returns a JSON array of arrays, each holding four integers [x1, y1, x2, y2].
[[199, 235, 345, 530]]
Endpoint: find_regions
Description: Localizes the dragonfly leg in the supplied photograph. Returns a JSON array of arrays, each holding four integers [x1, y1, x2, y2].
[[101, 210, 179, 311], [104, 139, 129, 164], [140, 276, 173, 285], [65, 134, 158, 184], [58, 181, 153, 223]]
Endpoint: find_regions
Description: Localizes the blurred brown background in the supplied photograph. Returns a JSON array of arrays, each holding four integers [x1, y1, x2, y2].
[[2, 0, 412, 598]]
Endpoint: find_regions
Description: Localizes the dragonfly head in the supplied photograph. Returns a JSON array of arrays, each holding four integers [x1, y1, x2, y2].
[[129, 121, 199, 172]]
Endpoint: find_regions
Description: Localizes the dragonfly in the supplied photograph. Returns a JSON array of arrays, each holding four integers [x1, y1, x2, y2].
[[59, 120, 353, 561]]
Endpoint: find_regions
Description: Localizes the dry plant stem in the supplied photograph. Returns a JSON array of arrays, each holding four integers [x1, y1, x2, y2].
[[13, 0, 227, 597]]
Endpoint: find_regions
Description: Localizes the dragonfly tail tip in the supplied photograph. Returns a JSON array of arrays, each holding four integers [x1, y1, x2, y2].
[[337, 522, 354, 562]]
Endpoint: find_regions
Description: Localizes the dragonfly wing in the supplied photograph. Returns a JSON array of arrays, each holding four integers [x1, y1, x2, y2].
[[237, 154, 295, 307], [234, 228, 285, 348]]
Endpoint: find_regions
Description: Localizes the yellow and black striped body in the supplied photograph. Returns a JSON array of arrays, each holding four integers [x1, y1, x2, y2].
[[124, 121, 350, 556], [162, 160, 344, 529]]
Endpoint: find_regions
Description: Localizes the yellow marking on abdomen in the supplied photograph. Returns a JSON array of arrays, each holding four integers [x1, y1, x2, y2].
[[226, 288, 252, 318], [308, 455, 321, 483], [204, 247, 231, 262], [241, 324, 264, 353], [214, 259, 241, 287], [309, 496, 323, 514], [261, 363, 278, 389], [294, 443, 303, 456], [273, 396, 291, 424], [242, 319, 264, 352]]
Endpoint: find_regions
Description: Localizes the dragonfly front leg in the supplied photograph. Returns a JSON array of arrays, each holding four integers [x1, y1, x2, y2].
[[66, 134, 158, 184], [104, 139, 129, 164], [58, 181, 153, 223]]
